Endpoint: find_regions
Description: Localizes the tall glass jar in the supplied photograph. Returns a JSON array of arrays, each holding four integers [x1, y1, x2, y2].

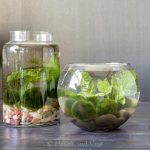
[[2, 31, 60, 127]]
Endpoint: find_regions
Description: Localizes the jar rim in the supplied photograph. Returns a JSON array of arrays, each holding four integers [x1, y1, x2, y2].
[[64, 63, 130, 71], [9, 31, 53, 42]]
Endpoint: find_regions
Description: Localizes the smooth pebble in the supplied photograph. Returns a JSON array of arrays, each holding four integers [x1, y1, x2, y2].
[[31, 118, 41, 124], [124, 108, 135, 115], [96, 114, 118, 130], [75, 120, 96, 132]]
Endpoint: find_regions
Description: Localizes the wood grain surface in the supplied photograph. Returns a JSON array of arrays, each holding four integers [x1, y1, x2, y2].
[[0, 102, 148, 150]]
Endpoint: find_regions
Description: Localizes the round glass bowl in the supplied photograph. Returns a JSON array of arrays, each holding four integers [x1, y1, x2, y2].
[[57, 63, 140, 131]]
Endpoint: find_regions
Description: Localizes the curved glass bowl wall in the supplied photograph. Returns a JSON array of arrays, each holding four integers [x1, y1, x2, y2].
[[58, 63, 140, 131], [2, 31, 60, 127]]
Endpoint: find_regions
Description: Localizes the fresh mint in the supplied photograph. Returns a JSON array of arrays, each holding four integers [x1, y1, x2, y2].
[[111, 70, 137, 105], [58, 69, 138, 121], [96, 98, 117, 115], [4, 55, 60, 109], [97, 79, 112, 96], [79, 72, 95, 95]]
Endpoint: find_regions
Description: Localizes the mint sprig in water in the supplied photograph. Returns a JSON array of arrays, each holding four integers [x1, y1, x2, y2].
[[111, 70, 137, 105], [78, 72, 95, 95], [4, 54, 60, 109], [97, 79, 112, 96], [78, 70, 137, 105], [60, 69, 138, 120]]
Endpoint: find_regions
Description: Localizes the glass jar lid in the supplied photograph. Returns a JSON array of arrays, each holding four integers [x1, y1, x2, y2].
[[10, 31, 53, 42]]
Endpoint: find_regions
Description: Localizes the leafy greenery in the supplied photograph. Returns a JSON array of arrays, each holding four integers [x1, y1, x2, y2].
[[44, 54, 60, 98], [97, 79, 112, 96], [71, 100, 96, 121], [111, 70, 137, 105], [6, 68, 43, 87], [43, 54, 60, 80], [22, 87, 46, 110], [64, 98, 76, 117], [58, 69, 138, 121], [130, 68, 137, 80], [58, 88, 84, 101], [4, 54, 60, 109], [96, 99, 117, 116], [79, 72, 95, 95], [4, 89, 20, 106]]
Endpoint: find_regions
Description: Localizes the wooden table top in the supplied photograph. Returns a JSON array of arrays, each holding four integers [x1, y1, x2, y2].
[[0, 101, 149, 150]]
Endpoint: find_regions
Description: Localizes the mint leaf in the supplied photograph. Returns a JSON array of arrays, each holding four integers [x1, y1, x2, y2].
[[96, 98, 117, 115], [111, 70, 137, 105], [130, 69, 137, 80], [79, 72, 95, 95], [6, 71, 21, 83], [97, 79, 112, 96], [115, 94, 126, 105], [5, 53, 60, 108], [114, 70, 137, 96], [43, 54, 60, 80], [7, 68, 42, 84], [78, 92, 95, 98]]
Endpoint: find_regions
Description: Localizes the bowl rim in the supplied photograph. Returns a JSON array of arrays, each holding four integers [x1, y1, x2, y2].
[[64, 62, 130, 71]]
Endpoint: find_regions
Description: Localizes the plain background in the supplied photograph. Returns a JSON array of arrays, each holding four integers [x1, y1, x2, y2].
[[0, 0, 150, 101]]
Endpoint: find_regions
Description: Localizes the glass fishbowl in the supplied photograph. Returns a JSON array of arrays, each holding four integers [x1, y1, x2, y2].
[[58, 63, 140, 131], [2, 31, 60, 127]]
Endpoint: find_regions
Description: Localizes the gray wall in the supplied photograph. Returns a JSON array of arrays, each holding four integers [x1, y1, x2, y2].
[[0, 0, 150, 101], [0, 0, 22, 98], [0, 0, 22, 56]]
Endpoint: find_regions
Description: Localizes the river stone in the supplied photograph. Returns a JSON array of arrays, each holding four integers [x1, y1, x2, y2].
[[96, 99, 117, 116], [74, 120, 96, 132], [40, 114, 56, 123], [96, 114, 118, 130], [31, 118, 40, 124], [43, 111, 53, 118], [125, 98, 138, 108], [124, 108, 135, 115], [51, 101, 59, 109], [119, 109, 130, 121], [117, 117, 126, 125], [114, 109, 130, 128], [70, 119, 77, 124], [112, 117, 124, 129], [29, 112, 42, 119]]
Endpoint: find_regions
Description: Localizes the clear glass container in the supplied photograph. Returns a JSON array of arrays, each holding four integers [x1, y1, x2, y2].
[[58, 63, 140, 131], [2, 31, 60, 127]]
